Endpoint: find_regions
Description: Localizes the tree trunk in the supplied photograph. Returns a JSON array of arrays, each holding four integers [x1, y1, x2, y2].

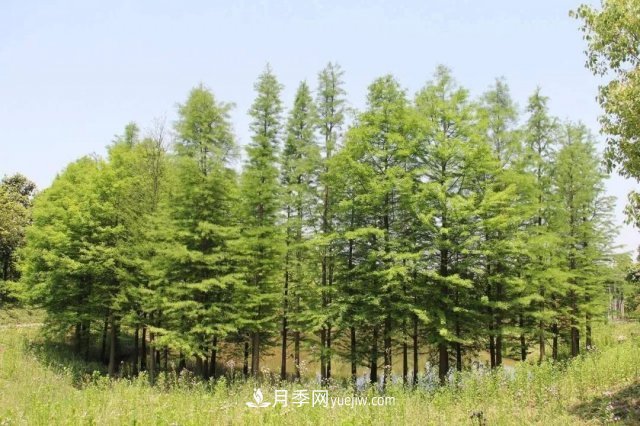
[[320, 328, 326, 382], [209, 337, 217, 379], [149, 332, 156, 384], [108, 314, 117, 378], [281, 261, 289, 381], [455, 319, 462, 371], [383, 316, 392, 388], [251, 332, 260, 377], [83, 320, 91, 362], [402, 326, 408, 385], [538, 320, 545, 363], [586, 314, 592, 350], [294, 331, 301, 381], [100, 314, 108, 364], [133, 325, 139, 376], [489, 335, 496, 368], [370, 326, 378, 384], [140, 326, 147, 371], [327, 323, 332, 380], [413, 316, 418, 386], [519, 314, 527, 361], [552, 322, 559, 360], [350, 326, 357, 384], [438, 341, 448, 385], [243, 341, 249, 378]]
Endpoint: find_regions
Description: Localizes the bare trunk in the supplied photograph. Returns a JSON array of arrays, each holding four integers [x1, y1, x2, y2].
[[108, 314, 117, 378], [294, 331, 301, 381], [149, 332, 156, 384], [438, 341, 448, 385], [412, 316, 419, 386], [133, 325, 139, 375], [370, 326, 378, 384], [383, 316, 392, 388], [251, 332, 260, 377], [209, 337, 217, 379]]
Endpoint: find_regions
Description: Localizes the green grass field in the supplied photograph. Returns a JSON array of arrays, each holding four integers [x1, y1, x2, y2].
[[0, 315, 639, 425]]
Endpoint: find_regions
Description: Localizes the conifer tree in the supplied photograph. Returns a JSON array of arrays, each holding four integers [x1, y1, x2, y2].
[[239, 65, 284, 377], [315, 62, 346, 380], [280, 81, 321, 380]]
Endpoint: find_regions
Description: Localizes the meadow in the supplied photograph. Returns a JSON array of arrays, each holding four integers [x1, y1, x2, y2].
[[0, 311, 638, 425]]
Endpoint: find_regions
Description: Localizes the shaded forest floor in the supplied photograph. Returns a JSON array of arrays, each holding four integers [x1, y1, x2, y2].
[[0, 313, 639, 425]]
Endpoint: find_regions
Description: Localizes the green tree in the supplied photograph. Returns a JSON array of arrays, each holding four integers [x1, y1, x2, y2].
[[239, 65, 284, 377], [315, 62, 347, 381], [280, 81, 321, 380]]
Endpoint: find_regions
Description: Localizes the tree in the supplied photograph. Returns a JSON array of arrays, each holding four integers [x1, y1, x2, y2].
[[476, 79, 535, 366], [315, 62, 347, 381], [553, 122, 615, 355], [239, 65, 284, 377], [338, 75, 415, 387], [521, 88, 563, 362], [413, 66, 480, 383], [280, 81, 321, 380], [152, 85, 241, 380], [0, 174, 36, 284]]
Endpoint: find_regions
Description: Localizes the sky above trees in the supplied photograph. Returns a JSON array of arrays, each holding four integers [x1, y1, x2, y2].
[[1, 0, 635, 253]]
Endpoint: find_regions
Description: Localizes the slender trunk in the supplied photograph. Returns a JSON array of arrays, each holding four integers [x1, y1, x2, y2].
[[370, 326, 378, 384], [149, 332, 156, 384], [538, 320, 545, 363], [552, 322, 559, 361], [294, 331, 301, 381], [133, 325, 139, 376], [455, 320, 462, 371], [281, 276, 288, 381], [438, 341, 448, 385], [320, 328, 326, 382], [108, 314, 117, 378], [489, 335, 496, 368], [281, 231, 290, 381], [495, 334, 503, 367], [519, 314, 527, 362], [586, 314, 592, 350], [243, 341, 249, 378], [412, 316, 419, 386], [209, 337, 217, 379], [251, 332, 260, 377], [350, 326, 357, 384], [100, 313, 108, 364], [383, 316, 392, 388], [327, 323, 332, 380], [402, 324, 408, 385], [140, 326, 147, 371]]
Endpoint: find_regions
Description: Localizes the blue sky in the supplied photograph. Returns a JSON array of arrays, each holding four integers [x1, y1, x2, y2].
[[1, 0, 638, 253]]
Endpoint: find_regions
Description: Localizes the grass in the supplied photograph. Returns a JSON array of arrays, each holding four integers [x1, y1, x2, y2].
[[0, 319, 639, 425]]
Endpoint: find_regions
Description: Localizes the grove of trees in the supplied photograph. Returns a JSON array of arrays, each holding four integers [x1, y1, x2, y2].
[[15, 63, 629, 387]]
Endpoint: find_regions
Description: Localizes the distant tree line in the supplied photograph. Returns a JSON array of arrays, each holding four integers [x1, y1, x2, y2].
[[16, 63, 632, 386]]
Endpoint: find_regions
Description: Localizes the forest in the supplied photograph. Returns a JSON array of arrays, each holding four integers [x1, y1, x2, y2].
[[2, 62, 634, 384], [2, 1, 640, 424]]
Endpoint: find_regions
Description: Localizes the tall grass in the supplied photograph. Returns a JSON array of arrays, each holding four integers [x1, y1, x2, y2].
[[0, 321, 638, 425]]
